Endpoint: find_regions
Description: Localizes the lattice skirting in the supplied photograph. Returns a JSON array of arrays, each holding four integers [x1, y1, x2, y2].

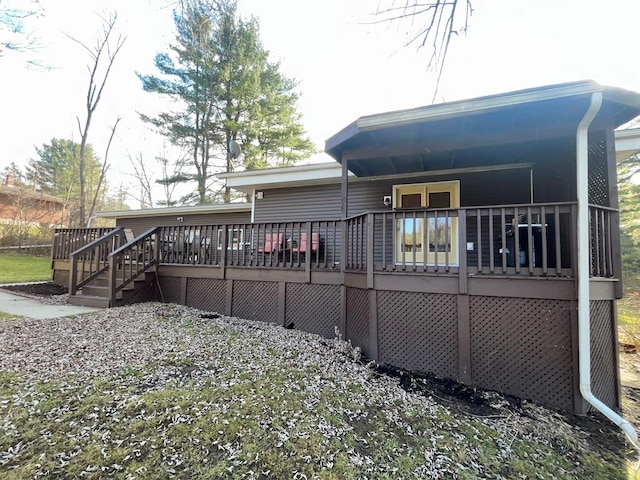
[[346, 287, 370, 356], [470, 296, 574, 411], [377, 290, 458, 379], [232, 280, 279, 324], [127, 278, 156, 304], [157, 276, 182, 304], [286, 283, 341, 338], [590, 300, 617, 410], [186, 278, 227, 314]]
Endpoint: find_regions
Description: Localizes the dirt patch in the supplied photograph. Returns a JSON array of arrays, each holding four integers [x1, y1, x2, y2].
[[375, 363, 631, 457], [0, 282, 68, 297]]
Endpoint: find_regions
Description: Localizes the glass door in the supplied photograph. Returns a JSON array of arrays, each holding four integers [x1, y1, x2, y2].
[[394, 181, 459, 266], [395, 187, 425, 264]]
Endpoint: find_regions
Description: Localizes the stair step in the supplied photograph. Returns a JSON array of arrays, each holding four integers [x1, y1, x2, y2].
[[80, 285, 124, 299], [68, 294, 111, 308], [90, 278, 136, 290], [91, 271, 153, 284]]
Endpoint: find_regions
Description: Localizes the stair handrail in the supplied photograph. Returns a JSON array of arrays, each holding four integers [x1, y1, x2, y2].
[[69, 227, 126, 296], [108, 227, 159, 306]]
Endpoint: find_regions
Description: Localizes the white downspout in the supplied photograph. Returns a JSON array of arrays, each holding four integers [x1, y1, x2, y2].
[[577, 91, 638, 444]]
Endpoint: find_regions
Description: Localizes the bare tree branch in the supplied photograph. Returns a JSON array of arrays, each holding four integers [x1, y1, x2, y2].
[[127, 151, 155, 209], [370, 0, 473, 102], [87, 117, 121, 223], [67, 12, 127, 226], [0, 0, 46, 66]]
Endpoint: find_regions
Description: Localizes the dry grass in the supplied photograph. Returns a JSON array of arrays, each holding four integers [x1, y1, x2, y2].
[[0, 303, 631, 479]]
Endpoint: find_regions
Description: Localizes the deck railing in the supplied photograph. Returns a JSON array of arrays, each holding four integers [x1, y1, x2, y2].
[[347, 202, 579, 277], [52, 227, 117, 261], [68, 227, 129, 295], [156, 220, 341, 270], [589, 204, 617, 278], [107, 227, 159, 305], [55, 201, 618, 282]]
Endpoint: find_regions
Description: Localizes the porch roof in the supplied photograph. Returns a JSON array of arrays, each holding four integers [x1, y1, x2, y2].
[[221, 130, 640, 195], [325, 80, 640, 177]]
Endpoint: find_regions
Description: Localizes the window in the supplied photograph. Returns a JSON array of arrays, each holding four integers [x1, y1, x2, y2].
[[217, 228, 244, 250]]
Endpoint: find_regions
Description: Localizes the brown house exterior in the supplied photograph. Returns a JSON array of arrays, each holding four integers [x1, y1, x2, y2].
[[52, 81, 640, 422], [0, 183, 65, 228]]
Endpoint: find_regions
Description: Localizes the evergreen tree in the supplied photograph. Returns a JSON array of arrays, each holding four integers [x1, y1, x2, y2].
[[27, 138, 104, 226], [137, 0, 315, 204], [618, 153, 640, 279]]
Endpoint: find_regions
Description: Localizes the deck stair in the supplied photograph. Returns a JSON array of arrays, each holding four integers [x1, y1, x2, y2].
[[67, 227, 159, 308], [68, 267, 156, 308]]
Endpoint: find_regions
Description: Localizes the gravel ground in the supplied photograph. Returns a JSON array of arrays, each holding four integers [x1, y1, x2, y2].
[[0, 299, 635, 478]]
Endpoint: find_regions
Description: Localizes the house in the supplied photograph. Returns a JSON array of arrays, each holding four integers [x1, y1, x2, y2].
[[0, 176, 66, 242], [50, 80, 640, 420]]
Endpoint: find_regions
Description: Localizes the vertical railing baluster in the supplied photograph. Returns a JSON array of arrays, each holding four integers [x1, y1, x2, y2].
[[540, 206, 548, 275], [477, 209, 482, 273], [606, 210, 614, 277], [400, 212, 407, 271], [380, 214, 386, 271], [444, 210, 450, 272], [423, 210, 428, 272], [594, 209, 600, 277], [555, 206, 562, 276], [411, 211, 417, 271], [527, 207, 533, 274], [514, 206, 520, 274], [433, 210, 439, 273]]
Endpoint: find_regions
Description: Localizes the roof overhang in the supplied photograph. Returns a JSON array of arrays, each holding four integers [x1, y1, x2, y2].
[[325, 80, 640, 177], [615, 127, 640, 162], [218, 161, 351, 195], [97, 203, 251, 219], [219, 129, 640, 195]]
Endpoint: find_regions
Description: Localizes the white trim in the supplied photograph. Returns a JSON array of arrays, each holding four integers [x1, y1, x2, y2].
[[356, 82, 603, 132], [97, 203, 252, 219], [392, 180, 460, 267], [615, 127, 640, 161]]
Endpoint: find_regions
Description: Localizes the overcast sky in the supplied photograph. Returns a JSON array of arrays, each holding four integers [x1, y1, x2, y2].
[[1, 0, 639, 205]]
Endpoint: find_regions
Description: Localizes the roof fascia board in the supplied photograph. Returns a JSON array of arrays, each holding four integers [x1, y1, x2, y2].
[[615, 128, 640, 161], [97, 203, 251, 219], [218, 161, 341, 180], [356, 82, 601, 132]]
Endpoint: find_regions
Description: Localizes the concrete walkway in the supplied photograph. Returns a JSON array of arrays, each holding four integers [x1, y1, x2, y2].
[[0, 290, 101, 318]]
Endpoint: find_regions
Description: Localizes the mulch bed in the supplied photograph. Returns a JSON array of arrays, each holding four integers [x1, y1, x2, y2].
[[1, 282, 68, 297]]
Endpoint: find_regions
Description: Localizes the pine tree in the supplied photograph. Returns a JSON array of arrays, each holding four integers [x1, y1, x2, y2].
[[137, 0, 315, 204]]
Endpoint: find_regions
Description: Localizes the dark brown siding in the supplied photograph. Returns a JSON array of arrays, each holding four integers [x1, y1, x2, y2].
[[117, 211, 251, 236], [254, 184, 342, 222], [255, 156, 575, 223]]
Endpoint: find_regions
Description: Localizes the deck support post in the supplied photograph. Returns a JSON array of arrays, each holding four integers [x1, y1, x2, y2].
[[366, 213, 374, 289], [340, 285, 347, 338], [341, 158, 348, 273], [368, 289, 378, 361], [457, 295, 471, 384], [180, 277, 187, 305], [225, 279, 233, 316], [278, 282, 286, 326]]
